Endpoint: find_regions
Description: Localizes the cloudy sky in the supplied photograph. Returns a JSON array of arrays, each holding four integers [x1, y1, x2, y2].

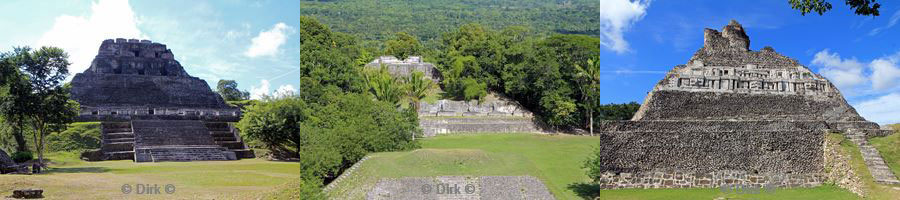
[[601, 0, 900, 124], [0, 0, 299, 99]]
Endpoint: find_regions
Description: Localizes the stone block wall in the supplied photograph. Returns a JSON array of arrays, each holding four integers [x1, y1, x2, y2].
[[594, 170, 823, 189], [633, 91, 862, 121], [418, 100, 532, 117]]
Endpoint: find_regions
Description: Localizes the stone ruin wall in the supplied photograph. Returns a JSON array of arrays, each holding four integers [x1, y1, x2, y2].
[[417, 99, 540, 136], [70, 38, 238, 122], [366, 56, 439, 81], [592, 121, 826, 189], [418, 99, 532, 117], [593, 20, 891, 190]]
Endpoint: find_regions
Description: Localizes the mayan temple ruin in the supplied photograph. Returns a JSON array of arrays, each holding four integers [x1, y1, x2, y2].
[[592, 20, 898, 189], [71, 38, 253, 162]]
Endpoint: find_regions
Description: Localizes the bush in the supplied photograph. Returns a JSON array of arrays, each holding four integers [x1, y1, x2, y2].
[[46, 122, 101, 152], [11, 151, 32, 163]]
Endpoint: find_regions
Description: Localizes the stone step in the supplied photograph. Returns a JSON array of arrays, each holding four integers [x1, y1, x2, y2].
[[101, 122, 132, 129], [210, 131, 233, 138], [212, 136, 237, 142], [231, 149, 255, 159], [204, 122, 231, 131], [104, 151, 135, 160], [135, 146, 230, 162], [104, 138, 135, 143], [216, 141, 244, 149], [104, 132, 134, 139], [103, 128, 133, 133], [846, 132, 900, 185], [102, 142, 134, 152]]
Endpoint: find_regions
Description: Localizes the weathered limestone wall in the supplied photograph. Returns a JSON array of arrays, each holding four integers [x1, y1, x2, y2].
[[593, 170, 822, 189], [634, 91, 863, 121], [70, 38, 236, 122], [366, 56, 438, 80], [418, 99, 532, 117]]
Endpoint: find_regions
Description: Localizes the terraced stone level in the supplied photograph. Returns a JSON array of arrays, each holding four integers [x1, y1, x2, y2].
[[205, 122, 255, 158], [846, 130, 900, 185], [419, 117, 540, 137], [100, 122, 135, 160]]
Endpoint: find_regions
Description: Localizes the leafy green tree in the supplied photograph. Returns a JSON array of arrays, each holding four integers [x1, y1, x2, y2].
[[216, 80, 250, 101], [384, 32, 422, 60], [0, 50, 29, 152], [300, 16, 367, 93], [0, 47, 80, 168], [595, 102, 641, 121], [575, 56, 600, 136], [789, 0, 880, 16], [363, 66, 405, 106], [236, 96, 307, 158]]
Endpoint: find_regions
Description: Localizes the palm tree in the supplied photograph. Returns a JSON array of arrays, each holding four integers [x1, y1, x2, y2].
[[575, 56, 600, 136]]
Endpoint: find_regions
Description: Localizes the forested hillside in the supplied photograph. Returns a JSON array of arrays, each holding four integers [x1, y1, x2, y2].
[[300, 0, 600, 45]]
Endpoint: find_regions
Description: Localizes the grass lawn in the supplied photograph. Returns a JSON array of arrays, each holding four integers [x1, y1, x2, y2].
[[326, 133, 861, 199], [0, 151, 300, 199]]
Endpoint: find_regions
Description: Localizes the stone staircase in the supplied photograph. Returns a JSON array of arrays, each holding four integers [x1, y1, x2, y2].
[[131, 120, 232, 162], [205, 122, 255, 159], [846, 129, 900, 185], [100, 122, 135, 160]]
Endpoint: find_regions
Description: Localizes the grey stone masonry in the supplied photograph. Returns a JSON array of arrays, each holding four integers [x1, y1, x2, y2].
[[419, 117, 539, 137], [846, 130, 900, 185], [70, 38, 239, 121], [131, 120, 230, 162], [100, 122, 135, 161], [592, 20, 895, 190], [367, 176, 554, 200], [367, 56, 439, 81]]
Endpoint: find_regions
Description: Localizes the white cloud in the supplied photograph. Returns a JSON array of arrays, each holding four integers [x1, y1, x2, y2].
[[811, 49, 867, 89], [274, 84, 296, 97], [599, 0, 651, 53], [869, 9, 900, 36], [249, 79, 270, 100], [36, 0, 146, 79], [244, 22, 292, 58], [854, 93, 900, 124], [870, 57, 900, 91]]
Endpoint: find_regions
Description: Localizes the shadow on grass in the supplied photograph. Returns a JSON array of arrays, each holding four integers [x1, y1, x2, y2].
[[567, 182, 601, 200], [44, 167, 110, 174]]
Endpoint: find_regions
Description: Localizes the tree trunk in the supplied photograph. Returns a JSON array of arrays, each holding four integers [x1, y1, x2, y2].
[[12, 124, 28, 152], [589, 110, 594, 137]]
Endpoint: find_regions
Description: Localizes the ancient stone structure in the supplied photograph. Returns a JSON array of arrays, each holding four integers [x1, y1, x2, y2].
[[418, 98, 541, 136], [592, 20, 897, 189], [10, 189, 43, 199], [367, 176, 554, 200], [0, 149, 14, 174], [366, 56, 438, 81], [71, 39, 253, 162]]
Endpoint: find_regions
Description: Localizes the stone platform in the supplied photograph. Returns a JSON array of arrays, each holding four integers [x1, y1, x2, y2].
[[367, 176, 554, 200]]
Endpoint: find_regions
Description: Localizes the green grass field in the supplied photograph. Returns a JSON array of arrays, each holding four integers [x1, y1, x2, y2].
[[0, 152, 299, 199], [326, 133, 867, 199]]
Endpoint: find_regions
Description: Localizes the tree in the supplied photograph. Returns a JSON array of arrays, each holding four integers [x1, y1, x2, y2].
[[363, 65, 405, 106], [384, 32, 422, 60], [575, 56, 600, 136], [216, 80, 250, 101], [789, 0, 881, 16], [0, 51, 29, 152], [0, 47, 79, 169]]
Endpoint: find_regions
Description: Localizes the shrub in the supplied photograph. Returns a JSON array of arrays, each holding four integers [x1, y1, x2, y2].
[[11, 151, 32, 163], [46, 122, 101, 152]]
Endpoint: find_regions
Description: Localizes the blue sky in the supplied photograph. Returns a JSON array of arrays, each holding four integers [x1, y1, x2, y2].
[[601, 0, 900, 124], [0, 0, 300, 99]]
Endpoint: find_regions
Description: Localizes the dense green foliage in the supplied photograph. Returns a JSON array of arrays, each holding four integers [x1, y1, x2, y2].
[[595, 102, 641, 121], [384, 32, 422, 60], [789, 0, 881, 16], [433, 23, 601, 129], [262, 17, 422, 195], [216, 80, 250, 101], [11, 151, 32, 163], [45, 122, 101, 152], [300, 0, 600, 48]]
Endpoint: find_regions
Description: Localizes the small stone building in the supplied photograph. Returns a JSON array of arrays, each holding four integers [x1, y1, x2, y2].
[[70, 39, 253, 162], [366, 56, 438, 81]]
